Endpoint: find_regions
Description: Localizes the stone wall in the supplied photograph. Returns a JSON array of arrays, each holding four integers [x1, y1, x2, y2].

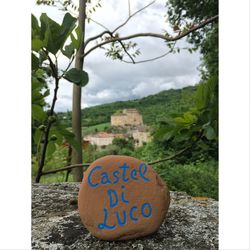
[[84, 132, 115, 147], [89, 136, 114, 147], [111, 109, 143, 127], [32, 183, 218, 250], [111, 114, 127, 126], [132, 131, 152, 147]]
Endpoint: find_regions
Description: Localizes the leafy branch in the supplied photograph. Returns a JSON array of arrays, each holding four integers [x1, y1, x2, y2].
[[83, 1, 156, 48], [32, 13, 89, 182], [83, 15, 218, 58], [35, 52, 59, 182]]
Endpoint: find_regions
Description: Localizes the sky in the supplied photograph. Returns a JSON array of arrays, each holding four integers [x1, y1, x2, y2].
[[32, 0, 201, 112]]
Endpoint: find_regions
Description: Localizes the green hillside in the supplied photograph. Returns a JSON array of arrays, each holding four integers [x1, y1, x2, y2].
[[58, 85, 197, 127], [38, 85, 218, 199]]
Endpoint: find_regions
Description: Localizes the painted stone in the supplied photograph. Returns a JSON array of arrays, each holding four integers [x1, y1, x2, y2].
[[78, 155, 170, 241]]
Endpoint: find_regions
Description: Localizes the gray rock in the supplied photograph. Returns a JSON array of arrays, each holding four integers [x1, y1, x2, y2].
[[32, 183, 218, 250]]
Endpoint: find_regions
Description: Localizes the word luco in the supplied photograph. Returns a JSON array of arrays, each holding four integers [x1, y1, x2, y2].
[[86, 163, 153, 230]]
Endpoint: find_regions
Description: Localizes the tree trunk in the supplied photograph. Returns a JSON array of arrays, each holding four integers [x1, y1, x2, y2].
[[71, 0, 86, 181]]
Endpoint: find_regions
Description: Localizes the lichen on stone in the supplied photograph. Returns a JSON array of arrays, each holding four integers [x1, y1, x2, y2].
[[32, 183, 218, 250]]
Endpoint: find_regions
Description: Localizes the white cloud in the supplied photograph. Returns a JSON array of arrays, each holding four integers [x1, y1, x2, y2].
[[132, 81, 172, 97]]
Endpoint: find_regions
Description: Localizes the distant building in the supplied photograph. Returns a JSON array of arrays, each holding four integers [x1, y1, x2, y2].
[[132, 126, 152, 147], [84, 109, 151, 148], [111, 109, 143, 127], [84, 132, 125, 147]]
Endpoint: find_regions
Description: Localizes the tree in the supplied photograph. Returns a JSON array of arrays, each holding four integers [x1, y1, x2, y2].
[[34, 0, 218, 181], [32, 13, 89, 182], [71, 0, 86, 181], [112, 138, 134, 151], [166, 0, 218, 78], [153, 0, 219, 162]]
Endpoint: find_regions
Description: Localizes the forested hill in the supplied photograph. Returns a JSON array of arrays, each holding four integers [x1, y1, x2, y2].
[[58, 86, 197, 127]]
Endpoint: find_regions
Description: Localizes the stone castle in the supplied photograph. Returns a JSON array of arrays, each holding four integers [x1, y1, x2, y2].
[[84, 109, 151, 148], [111, 109, 143, 127]]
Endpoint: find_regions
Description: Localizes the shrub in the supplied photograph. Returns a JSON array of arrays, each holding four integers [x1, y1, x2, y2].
[[154, 160, 218, 200]]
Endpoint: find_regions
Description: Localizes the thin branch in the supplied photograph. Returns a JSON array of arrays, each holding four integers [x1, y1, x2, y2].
[[106, 31, 135, 64], [119, 40, 135, 63], [35, 53, 60, 183], [59, 55, 75, 79], [88, 17, 109, 30], [84, 30, 110, 49], [41, 163, 91, 175], [82, 15, 218, 58], [83, 0, 156, 49], [121, 51, 170, 64], [128, 0, 131, 16], [148, 147, 190, 165], [121, 42, 177, 64], [41, 146, 190, 176], [113, 0, 156, 34], [85, 31, 135, 63], [44, 50, 57, 78]]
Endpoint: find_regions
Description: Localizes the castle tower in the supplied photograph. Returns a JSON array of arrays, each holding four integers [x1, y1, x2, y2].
[[111, 109, 143, 126]]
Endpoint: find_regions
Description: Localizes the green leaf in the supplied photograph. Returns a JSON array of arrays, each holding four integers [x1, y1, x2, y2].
[[39, 50, 47, 64], [32, 76, 41, 90], [60, 13, 77, 37], [197, 141, 210, 150], [32, 14, 40, 38], [154, 127, 174, 140], [42, 66, 52, 77], [62, 43, 75, 59], [49, 127, 63, 145], [46, 141, 56, 157], [175, 112, 197, 126], [56, 126, 82, 153], [33, 128, 42, 144], [32, 53, 39, 70], [32, 38, 44, 51], [163, 131, 174, 141], [70, 25, 82, 50], [32, 104, 47, 121], [43, 89, 50, 97], [173, 129, 190, 142], [196, 77, 217, 110], [63, 68, 89, 86], [35, 68, 46, 79], [32, 75, 45, 91], [174, 116, 186, 124], [32, 89, 44, 103], [205, 125, 216, 140], [183, 112, 197, 123], [75, 25, 82, 41], [39, 13, 77, 55], [202, 122, 210, 129], [40, 13, 61, 54]]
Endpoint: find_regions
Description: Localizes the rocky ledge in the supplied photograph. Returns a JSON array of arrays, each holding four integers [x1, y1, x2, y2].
[[32, 183, 218, 250]]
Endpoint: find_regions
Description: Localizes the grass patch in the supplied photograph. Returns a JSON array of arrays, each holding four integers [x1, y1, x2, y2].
[[32, 145, 69, 182], [82, 122, 111, 135]]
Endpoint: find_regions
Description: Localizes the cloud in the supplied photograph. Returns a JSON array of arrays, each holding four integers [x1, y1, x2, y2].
[[34, 0, 201, 112], [132, 81, 171, 98]]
